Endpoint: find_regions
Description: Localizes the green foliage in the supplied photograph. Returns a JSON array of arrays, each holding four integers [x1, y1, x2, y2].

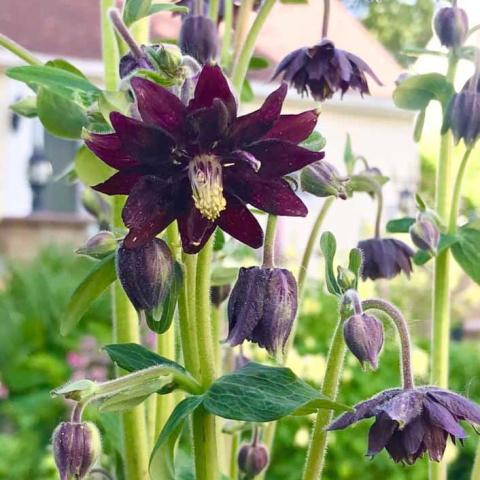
[[452, 226, 480, 285]]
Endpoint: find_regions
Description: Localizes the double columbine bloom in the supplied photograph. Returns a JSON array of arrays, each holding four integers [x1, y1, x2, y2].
[[86, 64, 323, 253], [329, 387, 480, 465]]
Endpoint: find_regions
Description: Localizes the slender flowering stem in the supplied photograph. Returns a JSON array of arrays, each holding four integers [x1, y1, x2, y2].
[[209, 0, 220, 23], [221, 0, 234, 69], [230, 432, 240, 480], [0, 33, 42, 65], [262, 215, 278, 268], [321, 0, 331, 38], [232, 0, 255, 69], [430, 53, 458, 480], [109, 9, 144, 59], [343, 289, 363, 316], [374, 186, 384, 238], [231, 0, 277, 92], [362, 299, 414, 390], [195, 0, 204, 16], [471, 442, 480, 480]]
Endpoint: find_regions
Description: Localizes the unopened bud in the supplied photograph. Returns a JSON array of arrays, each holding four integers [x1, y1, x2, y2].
[[53, 421, 101, 480], [301, 161, 349, 199], [76, 231, 117, 259], [179, 15, 219, 64], [337, 266, 357, 292], [409, 214, 440, 254], [343, 313, 384, 370], [434, 6, 469, 49], [116, 238, 174, 312], [238, 442, 269, 476]]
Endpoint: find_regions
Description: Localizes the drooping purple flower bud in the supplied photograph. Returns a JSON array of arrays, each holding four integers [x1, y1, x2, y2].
[[444, 75, 480, 146], [211, 284, 231, 307], [328, 386, 480, 465], [76, 231, 117, 259], [301, 160, 349, 199], [52, 421, 101, 480], [227, 266, 297, 355], [116, 238, 174, 312], [434, 5, 469, 49], [409, 214, 440, 254], [238, 442, 269, 476], [358, 238, 414, 281], [119, 45, 158, 79], [273, 39, 382, 102], [343, 313, 384, 369], [179, 15, 219, 64]]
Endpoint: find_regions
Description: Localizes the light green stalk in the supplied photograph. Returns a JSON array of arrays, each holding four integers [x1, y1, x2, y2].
[[472, 442, 480, 480], [220, 0, 234, 69], [0, 33, 42, 65]]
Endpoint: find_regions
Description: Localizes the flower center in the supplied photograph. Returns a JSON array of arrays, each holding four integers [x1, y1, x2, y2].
[[188, 154, 226, 221]]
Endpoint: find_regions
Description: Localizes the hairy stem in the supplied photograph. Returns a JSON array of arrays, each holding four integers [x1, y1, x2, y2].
[[362, 298, 414, 390], [430, 54, 458, 480], [374, 187, 384, 238], [231, 0, 277, 92], [109, 9, 144, 59], [0, 33, 42, 65], [321, 0, 331, 38], [262, 215, 278, 268]]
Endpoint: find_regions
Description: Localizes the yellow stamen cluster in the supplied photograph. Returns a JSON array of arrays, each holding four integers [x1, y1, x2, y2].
[[188, 154, 226, 221]]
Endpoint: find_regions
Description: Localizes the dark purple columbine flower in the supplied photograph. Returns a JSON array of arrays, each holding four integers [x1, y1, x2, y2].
[[86, 64, 323, 253], [358, 238, 414, 281], [434, 5, 469, 49], [343, 313, 384, 369], [227, 266, 297, 354], [53, 421, 102, 480], [238, 441, 269, 476], [175, 0, 262, 22], [328, 387, 480, 465], [179, 15, 219, 64], [272, 39, 382, 102]]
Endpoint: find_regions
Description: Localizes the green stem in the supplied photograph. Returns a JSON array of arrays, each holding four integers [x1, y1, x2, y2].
[[209, 0, 220, 23], [374, 187, 384, 238], [471, 442, 480, 480], [231, 0, 277, 92], [430, 54, 458, 480], [231, 0, 255, 70], [321, 0, 330, 38], [302, 311, 347, 480], [448, 148, 473, 234], [262, 215, 278, 268], [0, 33, 42, 66], [230, 432, 240, 480], [220, 0, 234, 69]]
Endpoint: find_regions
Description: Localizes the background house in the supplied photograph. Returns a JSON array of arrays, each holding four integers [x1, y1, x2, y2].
[[0, 0, 417, 259]]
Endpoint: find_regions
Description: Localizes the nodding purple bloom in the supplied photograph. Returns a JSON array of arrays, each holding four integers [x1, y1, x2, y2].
[[52, 421, 102, 480], [227, 266, 298, 354], [272, 39, 382, 102], [409, 214, 440, 255], [434, 6, 469, 49], [301, 160, 349, 199], [119, 44, 161, 79], [328, 387, 480, 465], [358, 238, 414, 281], [86, 64, 323, 253], [238, 441, 269, 476], [343, 313, 384, 370], [179, 15, 219, 64], [116, 238, 174, 312]]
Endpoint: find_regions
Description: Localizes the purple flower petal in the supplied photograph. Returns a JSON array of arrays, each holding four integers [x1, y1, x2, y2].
[[401, 417, 426, 457], [424, 398, 467, 439], [428, 389, 480, 425], [227, 167, 308, 216], [131, 77, 186, 136], [385, 431, 409, 463], [110, 112, 174, 168], [188, 64, 237, 119], [178, 202, 217, 254], [218, 194, 263, 249], [263, 109, 320, 143], [381, 390, 424, 427], [230, 83, 288, 146], [423, 426, 448, 462], [247, 139, 324, 177], [367, 412, 397, 456], [93, 168, 146, 195], [85, 132, 139, 170]]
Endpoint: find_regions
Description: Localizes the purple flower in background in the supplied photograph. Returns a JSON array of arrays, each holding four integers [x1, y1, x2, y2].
[[179, 15, 219, 64], [86, 64, 323, 253], [328, 387, 480, 465], [434, 5, 469, 49], [273, 39, 382, 102], [358, 238, 414, 281], [227, 266, 298, 354], [68, 336, 109, 383]]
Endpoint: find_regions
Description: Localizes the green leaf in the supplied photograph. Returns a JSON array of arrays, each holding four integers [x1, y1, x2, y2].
[[150, 396, 204, 480], [386, 217, 415, 234], [301, 131, 326, 152], [211, 266, 238, 286], [62, 254, 116, 335], [98, 91, 131, 124], [249, 56, 270, 70], [213, 229, 225, 251], [148, 3, 189, 16], [347, 174, 389, 196], [123, 0, 152, 26], [393, 73, 454, 112], [10, 96, 37, 118], [74, 145, 116, 186], [104, 343, 186, 374], [348, 248, 363, 290], [146, 262, 183, 334], [413, 234, 458, 266], [202, 362, 350, 422], [7, 65, 100, 104], [241, 78, 254, 103], [343, 134, 355, 175], [45, 59, 87, 78], [451, 227, 480, 284], [320, 232, 342, 296], [37, 87, 88, 139], [414, 109, 426, 143]]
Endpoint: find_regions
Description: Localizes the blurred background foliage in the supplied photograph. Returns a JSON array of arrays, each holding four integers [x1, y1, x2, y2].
[[1, 247, 480, 479]]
